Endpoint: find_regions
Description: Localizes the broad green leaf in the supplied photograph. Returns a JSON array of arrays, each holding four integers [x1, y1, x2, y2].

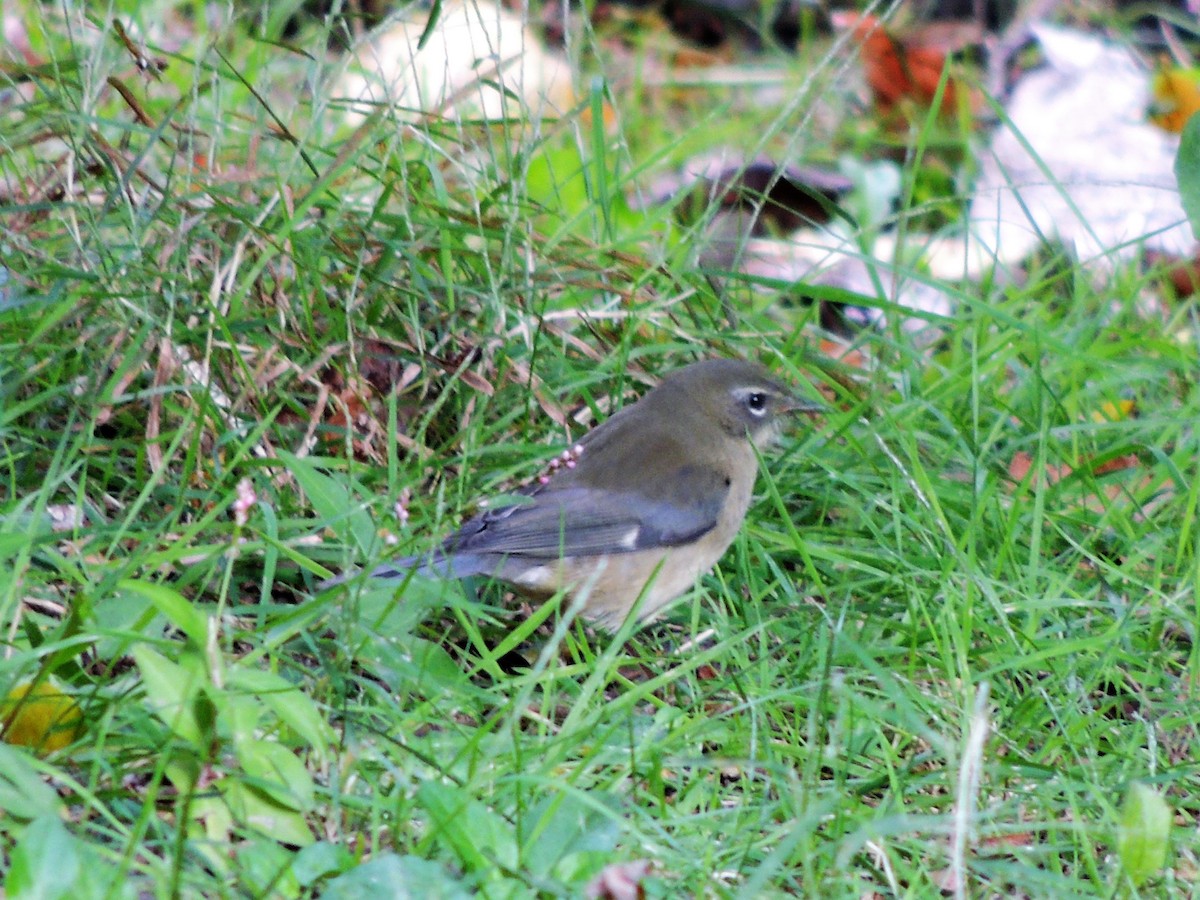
[[220, 690, 265, 749], [0, 744, 62, 821], [322, 854, 472, 900], [235, 737, 315, 811], [5, 814, 80, 900], [192, 790, 235, 846], [1175, 112, 1200, 239], [340, 577, 466, 639], [132, 644, 208, 747], [0, 531, 35, 560], [166, 757, 204, 801], [291, 842, 355, 887], [1118, 782, 1172, 886], [235, 837, 301, 899], [119, 579, 207, 647], [522, 137, 652, 252], [417, 780, 519, 872], [226, 667, 334, 753], [359, 632, 474, 696], [518, 790, 618, 880], [221, 777, 315, 846], [90, 585, 165, 659], [276, 451, 377, 557]]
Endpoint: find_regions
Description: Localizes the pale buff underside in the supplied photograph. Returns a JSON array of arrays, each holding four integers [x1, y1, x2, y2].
[[505, 442, 758, 629]]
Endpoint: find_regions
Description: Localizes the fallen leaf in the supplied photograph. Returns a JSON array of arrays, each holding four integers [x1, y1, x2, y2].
[[962, 24, 1193, 273], [1091, 399, 1136, 423], [1007, 450, 1140, 487], [585, 860, 651, 899], [979, 831, 1036, 849], [1, 680, 83, 753], [832, 12, 981, 119], [1146, 247, 1200, 298], [1149, 62, 1200, 133], [817, 338, 867, 370]]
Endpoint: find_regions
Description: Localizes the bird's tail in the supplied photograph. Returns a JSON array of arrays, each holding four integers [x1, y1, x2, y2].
[[315, 554, 436, 591], [370, 551, 493, 581], [319, 551, 495, 591], [369, 553, 438, 580]]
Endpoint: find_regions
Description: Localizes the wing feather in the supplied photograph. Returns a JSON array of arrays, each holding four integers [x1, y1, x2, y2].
[[441, 465, 729, 561]]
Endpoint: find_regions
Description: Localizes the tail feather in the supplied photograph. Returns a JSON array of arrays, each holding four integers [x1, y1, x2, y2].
[[370, 553, 433, 580], [316, 554, 433, 591], [319, 551, 502, 591], [370, 552, 496, 581]]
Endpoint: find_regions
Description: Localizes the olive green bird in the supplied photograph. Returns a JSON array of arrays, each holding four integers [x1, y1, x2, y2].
[[366, 358, 817, 629]]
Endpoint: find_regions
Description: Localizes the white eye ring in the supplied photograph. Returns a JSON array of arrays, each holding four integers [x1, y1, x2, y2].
[[746, 392, 768, 416]]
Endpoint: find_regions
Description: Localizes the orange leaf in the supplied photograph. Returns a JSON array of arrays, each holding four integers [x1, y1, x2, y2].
[[1149, 63, 1200, 134], [834, 12, 979, 119], [817, 337, 866, 369], [1008, 450, 1072, 486], [1092, 453, 1140, 477]]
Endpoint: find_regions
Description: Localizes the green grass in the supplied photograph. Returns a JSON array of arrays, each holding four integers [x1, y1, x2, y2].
[[2, 2, 1198, 897]]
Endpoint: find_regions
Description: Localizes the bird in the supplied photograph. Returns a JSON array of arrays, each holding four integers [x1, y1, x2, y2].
[[366, 358, 819, 630]]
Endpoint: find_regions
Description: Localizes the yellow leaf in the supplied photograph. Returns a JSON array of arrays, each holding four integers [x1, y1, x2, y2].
[[1091, 399, 1136, 423], [1, 680, 83, 753], [1150, 64, 1200, 134]]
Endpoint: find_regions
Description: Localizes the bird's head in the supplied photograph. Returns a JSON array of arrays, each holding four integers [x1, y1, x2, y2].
[[659, 358, 821, 448]]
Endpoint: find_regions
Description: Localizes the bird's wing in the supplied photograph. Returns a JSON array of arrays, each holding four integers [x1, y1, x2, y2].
[[442, 465, 730, 560]]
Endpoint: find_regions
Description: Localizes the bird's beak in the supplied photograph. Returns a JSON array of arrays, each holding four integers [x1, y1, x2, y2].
[[782, 395, 825, 416]]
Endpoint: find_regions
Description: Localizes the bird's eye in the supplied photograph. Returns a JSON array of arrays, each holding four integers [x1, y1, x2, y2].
[[746, 392, 768, 415]]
